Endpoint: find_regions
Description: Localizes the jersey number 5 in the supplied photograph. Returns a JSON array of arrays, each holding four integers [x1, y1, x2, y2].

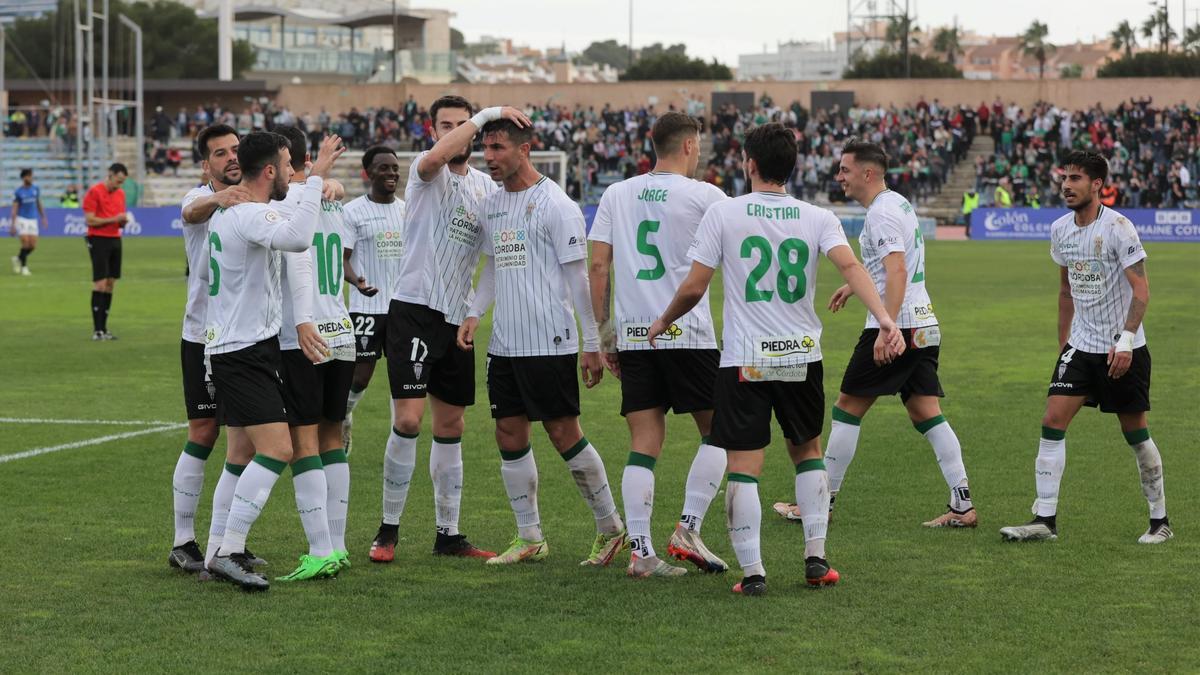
[[741, 236, 808, 303], [635, 219, 666, 281]]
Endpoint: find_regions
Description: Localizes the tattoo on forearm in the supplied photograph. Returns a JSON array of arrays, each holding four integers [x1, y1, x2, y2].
[[599, 276, 612, 325], [1124, 296, 1147, 331], [1129, 260, 1146, 278]]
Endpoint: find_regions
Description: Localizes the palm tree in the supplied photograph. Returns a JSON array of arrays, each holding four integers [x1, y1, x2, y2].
[[1020, 20, 1055, 79], [885, 15, 921, 51], [1183, 24, 1200, 53], [932, 26, 963, 66], [1141, 4, 1176, 52], [1110, 19, 1139, 57]]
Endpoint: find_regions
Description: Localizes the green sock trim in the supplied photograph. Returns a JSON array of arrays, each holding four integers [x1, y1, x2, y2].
[[794, 458, 826, 474], [914, 414, 947, 434], [727, 472, 759, 484], [626, 451, 657, 471], [831, 406, 862, 425], [1041, 426, 1066, 442], [252, 454, 288, 475], [290, 455, 324, 475], [224, 462, 247, 476], [1124, 428, 1151, 445], [500, 445, 531, 461], [320, 448, 348, 465], [700, 435, 711, 445], [392, 428, 419, 439], [433, 435, 462, 445], [560, 437, 589, 462], [182, 441, 213, 460]]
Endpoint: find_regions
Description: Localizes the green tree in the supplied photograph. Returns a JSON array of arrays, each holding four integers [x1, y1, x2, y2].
[[932, 26, 962, 66], [450, 28, 465, 51], [2, 0, 256, 80], [1182, 24, 1200, 53], [884, 15, 921, 50], [1099, 50, 1200, 76], [638, 43, 687, 60], [579, 39, 629, 71], [1059, 63, 1083, 78], [620, 53, 731, 81], [1020, 20, 1055, 79], [1110, 19, 1139, 58], [1141, 4, 1176, 52], [843, 52, 961, 78]]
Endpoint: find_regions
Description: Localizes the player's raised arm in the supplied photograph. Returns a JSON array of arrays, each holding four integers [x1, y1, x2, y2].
[[417, 105, 531, 182], [827, 245, 904, 364], [268, 135, 344, 252]]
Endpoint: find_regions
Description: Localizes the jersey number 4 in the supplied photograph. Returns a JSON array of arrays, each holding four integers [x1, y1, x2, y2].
[[741, 236, 808, 303]]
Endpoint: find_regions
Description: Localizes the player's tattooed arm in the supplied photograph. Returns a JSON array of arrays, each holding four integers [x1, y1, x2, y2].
[[1122, 260, 1149, 332], [588, 241, 616, 352]]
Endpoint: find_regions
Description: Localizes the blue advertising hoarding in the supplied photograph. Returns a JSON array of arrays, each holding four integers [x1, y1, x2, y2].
[[970, 208, 1200, 242], [2, 207, 184, 237]]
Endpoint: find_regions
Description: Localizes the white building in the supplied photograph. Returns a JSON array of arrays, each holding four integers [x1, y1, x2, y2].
[[738, 40, 848, 81]]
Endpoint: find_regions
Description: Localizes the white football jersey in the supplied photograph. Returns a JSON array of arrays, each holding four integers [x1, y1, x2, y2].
[[393, 152, 498, 325], [588, 172, 725, 350], [205, 178, 323, 355], [858, 190, 937, 329], [1050, 205, 1147, 354], [343, 194, 406, 315], [275, 183, 355, 355], [180, 183, 214, 343], [689, 191, 849, 368], [480, 176, 589, 357]]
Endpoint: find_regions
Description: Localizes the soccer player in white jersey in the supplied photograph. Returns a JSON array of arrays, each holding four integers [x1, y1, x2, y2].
[[168, 124, 251, 573], [774, 138, 977, 528], [457, 118, 627, 567], [1001, 150, 1171, 544], [588, 112, 730, 578], [203, 131, 345, 591], [268, 126, 358, 581], [648, 123, 904, 596], [370, 97, 528, 563], [341, 146, 405, 453]]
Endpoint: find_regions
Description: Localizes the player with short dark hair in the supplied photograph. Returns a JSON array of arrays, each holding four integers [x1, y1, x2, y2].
[[774, 137, 978, 528], [82, 162, 129, 340], [457, 117, 627, 567], [368, 98, 529, 564], [340, 146, 405, 454], [1000, 150, 1172, 545], [588, 111, 730, 578], [10, 168, 46, 275], [647, 123, 905, 596]]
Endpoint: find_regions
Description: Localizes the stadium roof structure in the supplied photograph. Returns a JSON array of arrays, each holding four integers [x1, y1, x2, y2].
[[0, 0, 57, 23], [197, 5, 428, 31]]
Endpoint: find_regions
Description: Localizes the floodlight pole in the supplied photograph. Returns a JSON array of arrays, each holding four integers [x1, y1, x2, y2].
[[101, 0, 109, 160], [74, 0, 86, 187], [118, 14, 143, 194], [86, 0, 96, 186], [1, 23, 6, 205]]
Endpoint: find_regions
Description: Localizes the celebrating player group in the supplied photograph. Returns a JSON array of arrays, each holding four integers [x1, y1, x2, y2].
[[164, 95, 1171, 596]]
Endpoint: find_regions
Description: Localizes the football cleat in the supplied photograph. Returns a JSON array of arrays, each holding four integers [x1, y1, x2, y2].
[[92, 331, 105, 341], [276, 554, 340, 582], [20, 267, 31, 276], [101, 331, 118, 341], [627, 554, 687, 578], [732, 575, 767, 596], [369, 524, 399, 563], [433, 532, 495, 558], [805, 557, 840, 587], [772, 502, 803, 521], [333, 549, 350, 571], [11, 256, 20, 274], [486, 537, 548, 565], [579, 528, 627, 567], [999, 520, 1058, 542], [208, 553, 269, 591], [666, 524, 728, 573], [923, 506, 978, 528], [168, 541, 206, 573], [1138, 522, 1174, 544], [243, 548, 268, 568]]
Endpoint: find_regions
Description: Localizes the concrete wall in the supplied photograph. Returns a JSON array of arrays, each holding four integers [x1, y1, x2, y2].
[[274, 78, 1200, 117]]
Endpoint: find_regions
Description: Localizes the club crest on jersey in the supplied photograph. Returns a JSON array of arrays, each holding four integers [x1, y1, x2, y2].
[[360, 336, 369, 350], [525, 202, 536, 221], [755, 334, 815, 359]]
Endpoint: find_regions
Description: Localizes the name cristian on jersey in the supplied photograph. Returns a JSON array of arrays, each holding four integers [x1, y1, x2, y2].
[[746, 203, 805, 219]]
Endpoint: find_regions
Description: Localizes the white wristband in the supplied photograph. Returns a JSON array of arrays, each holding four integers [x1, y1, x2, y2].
[[470, 107, 502, 128], [1115, 330, 1135, 353]]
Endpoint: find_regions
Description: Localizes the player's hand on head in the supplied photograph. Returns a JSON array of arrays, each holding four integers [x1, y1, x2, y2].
[[829, 284, 852, 312], [297, 322, 330, 364], [501, 106, 533, 128], [215, 186, 252, 209], [581, 351, 604, 388], [457, 317, 479, 351]]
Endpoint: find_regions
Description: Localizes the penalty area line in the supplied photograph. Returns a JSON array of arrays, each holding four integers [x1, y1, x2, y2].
[[0, 417, 179, 426], [0, 423, 187, 464]]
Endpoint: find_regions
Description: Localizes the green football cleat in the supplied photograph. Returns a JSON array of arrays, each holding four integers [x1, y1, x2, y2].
[[485, 537, 548, 565], [334, 549, 350, 571], [580, 528, 628, 567], [275, 554, 340, 582]]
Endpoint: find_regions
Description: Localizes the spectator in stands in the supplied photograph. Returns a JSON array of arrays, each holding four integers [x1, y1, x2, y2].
[[994, 177, 1013, 207]]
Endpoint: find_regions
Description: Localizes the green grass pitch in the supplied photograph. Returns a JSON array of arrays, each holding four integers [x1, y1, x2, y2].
[[1, 237, 1197, 672]]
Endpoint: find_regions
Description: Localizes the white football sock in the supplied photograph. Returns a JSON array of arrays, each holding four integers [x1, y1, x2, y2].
[[218, 456, 286, 556], [292, 456, 333, 558], [500, 446, 542, 541], [794, 459, 830, 559], [1127, 429, 1167, 519], [917, 415, 972, 511], [725, 474, 764, 577], [679, 440, 725, 533], [622, 452, 657, 558], [172, 442, 212, 547], [563, 438, 622, 534], [205, 462, 242, 566], [430, 436, 464, 536], [382, 428, 417, 526], [824, 408, 862, 493], [1033, 428, 1066, 518], [321, 449, 350, 552]]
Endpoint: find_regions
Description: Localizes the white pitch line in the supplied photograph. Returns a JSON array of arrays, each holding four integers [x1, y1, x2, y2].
[[0, 417, 178, 426], [0, 423, 187, 464]]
